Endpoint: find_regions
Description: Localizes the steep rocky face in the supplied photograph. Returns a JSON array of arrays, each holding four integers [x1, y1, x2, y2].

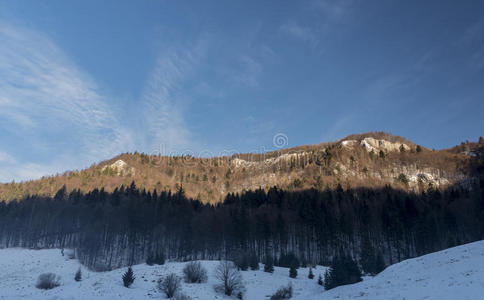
[[342, 137, 411, 153], [101, 160, 135, 176], [0, 133, 475, 203]]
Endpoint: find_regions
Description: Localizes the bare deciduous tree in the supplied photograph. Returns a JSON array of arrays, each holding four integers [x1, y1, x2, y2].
[[214, 261, 244, 296]]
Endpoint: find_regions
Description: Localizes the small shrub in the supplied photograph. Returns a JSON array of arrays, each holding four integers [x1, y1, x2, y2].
[[122, 267, 135, 288], [183, 261, 207, 283], [398, 173, 409, 185], [308, 267, 314, 279], [74, 268, 82, 282], [36, 273, 61, 290], [270, 283, 292, 300], [214, 261, 244, 296], [158, 273, 181, 298], [289, 266, 297, 278]]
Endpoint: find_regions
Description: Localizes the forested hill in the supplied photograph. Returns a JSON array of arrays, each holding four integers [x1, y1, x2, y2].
[[1, 175, 483, 271], [1, 132, 483, 203]]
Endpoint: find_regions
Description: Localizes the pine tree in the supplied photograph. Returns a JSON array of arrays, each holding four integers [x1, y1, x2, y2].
[[264, 255, 274, 273], [374, 251, 385, 274], [324, 254, 362, 290], [323, 269, 331, 290], [74, 268, 82, 282], [122, 267, 135, 288], [249, 252, 259, 270], [155, 253, 165, 265], [289, 265, 297, 278], [359, 234, 376, 275], [308, 267, 314, 279], [317, 274, 323, 286]]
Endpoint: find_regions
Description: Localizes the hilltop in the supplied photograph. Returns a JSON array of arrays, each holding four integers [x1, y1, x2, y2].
[[0, 132, 481, 203]]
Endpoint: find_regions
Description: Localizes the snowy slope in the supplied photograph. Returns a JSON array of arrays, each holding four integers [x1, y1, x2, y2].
[[1, 240, 483, 299], [324, 240, 484, 300]]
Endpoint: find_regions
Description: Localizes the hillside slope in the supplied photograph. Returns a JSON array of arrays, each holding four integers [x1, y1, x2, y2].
[[0, 240, 483, 299], [324, 240, 484, 300], [0, 132, 479, 203]]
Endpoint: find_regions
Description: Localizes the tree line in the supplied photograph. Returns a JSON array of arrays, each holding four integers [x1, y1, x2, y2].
[[0, 176, 483, 271]]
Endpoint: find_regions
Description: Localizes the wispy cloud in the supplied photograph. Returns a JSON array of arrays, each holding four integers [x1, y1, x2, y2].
[[280, 21, 317, 44], [280, 1, 353, 47], [0, 23, 135, 181], [312, 0, 350, 21], [140, 38, 208, 155]]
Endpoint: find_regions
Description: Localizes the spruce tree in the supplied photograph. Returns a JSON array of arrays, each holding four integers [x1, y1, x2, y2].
[[374, 251, 385, 274], [308, 267, 314, 279], [264, 255, 274, 273], [324, 254, 362, 290], [74, 268, 82, 282], [317, 274, 323, 286], [122, 267, 135, 288], [289, 264, 298, 278], [359, 234, 376, 275], [323, 269, 331, 290], [249, 252, 259, 270]]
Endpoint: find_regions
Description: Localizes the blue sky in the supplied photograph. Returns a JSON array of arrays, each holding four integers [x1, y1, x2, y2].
[[0, 0, 483, 182]]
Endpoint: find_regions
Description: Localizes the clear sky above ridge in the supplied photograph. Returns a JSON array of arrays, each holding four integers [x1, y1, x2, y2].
[[0, 0, 483, 182]]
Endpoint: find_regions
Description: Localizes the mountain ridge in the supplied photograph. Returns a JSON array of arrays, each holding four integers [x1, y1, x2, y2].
[[1, 132, 481, 203]]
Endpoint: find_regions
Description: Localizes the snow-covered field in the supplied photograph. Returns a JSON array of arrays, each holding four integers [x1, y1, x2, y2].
[[0, 249, 325, 299], [1, 240, 483, 299]]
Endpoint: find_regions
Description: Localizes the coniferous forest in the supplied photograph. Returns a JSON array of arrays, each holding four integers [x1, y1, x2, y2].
[[1, 176, 483, 272]]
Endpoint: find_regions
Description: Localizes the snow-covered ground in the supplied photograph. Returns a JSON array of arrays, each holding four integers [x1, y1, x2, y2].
[[1, 240, 483, 299], [324, 240, 484, 300], [0, 249, 325, 299]]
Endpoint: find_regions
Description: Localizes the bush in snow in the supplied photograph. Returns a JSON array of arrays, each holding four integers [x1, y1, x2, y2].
[[270, 283, 293, 300], [183, 261, 207, 283], [36, 273, 61, 290], [158, 273, 181, 298], [75, 268, 82, 282], [122, 267, 135, 288], [214, 261, 245, 296]]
